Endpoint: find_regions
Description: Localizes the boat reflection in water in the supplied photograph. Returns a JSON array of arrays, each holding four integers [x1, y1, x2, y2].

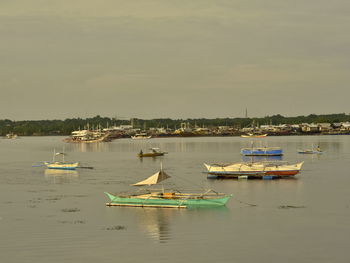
[[135, 208, 174, 243], [44, 169, 79, 184], [242, 155, 283, 162], [133, 206, 228, 243]]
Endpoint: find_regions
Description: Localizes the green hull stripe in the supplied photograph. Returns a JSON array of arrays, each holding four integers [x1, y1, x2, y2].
[[104, 192, 231, 208]]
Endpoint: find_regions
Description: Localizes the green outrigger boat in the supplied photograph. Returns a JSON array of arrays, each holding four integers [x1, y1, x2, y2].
[[105, 169, 232, 208]]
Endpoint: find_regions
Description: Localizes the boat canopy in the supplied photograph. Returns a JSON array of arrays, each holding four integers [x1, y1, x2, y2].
[[133, 170, 170, 186]]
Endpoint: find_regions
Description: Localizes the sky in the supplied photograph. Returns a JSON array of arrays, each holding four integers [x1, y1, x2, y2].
[[1, 0, 350, 120]]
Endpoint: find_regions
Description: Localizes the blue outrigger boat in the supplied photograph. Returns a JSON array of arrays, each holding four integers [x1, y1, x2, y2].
[[241, 147, 283, 156]]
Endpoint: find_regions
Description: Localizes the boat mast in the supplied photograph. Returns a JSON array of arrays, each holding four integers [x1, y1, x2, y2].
[[62, 146, 65, 163]]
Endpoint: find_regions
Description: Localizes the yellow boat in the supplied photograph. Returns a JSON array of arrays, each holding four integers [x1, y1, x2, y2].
[[138, 148, 167, 158]]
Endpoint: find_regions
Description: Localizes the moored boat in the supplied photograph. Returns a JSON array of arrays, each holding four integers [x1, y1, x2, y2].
[[44, 150, 79, 170], [5, 133, 18, 139], [298, 150, 323, 154], [131, 133, 152, 139], [241, 133, 268, 138], [138, 148, 167, 157], [105, 169, 231, 208], [298, 146, 323, 154], [204, 161, 304, 179], [241, 147, 283, 156], [64, 129, 111, 143], [45, 162, 79, 170]]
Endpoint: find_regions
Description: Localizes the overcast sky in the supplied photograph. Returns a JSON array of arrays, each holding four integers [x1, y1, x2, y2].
[[1, 0, 349, 120]]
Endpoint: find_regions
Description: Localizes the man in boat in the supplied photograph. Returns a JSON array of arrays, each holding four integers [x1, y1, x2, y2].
[[139, 150, 143, 155], [317, 146, 321, 152]]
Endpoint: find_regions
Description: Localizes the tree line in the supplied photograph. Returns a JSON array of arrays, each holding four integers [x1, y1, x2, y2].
[[1, 113, 349, 136]]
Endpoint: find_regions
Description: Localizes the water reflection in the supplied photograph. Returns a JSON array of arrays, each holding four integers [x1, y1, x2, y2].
[[70, 142, 113, 152], [133, 206, 229, 243], [241, 155, 283, 162], [44, 169, 79, 184], [138, 156, 164, 163], [135, 208, 175, 243]]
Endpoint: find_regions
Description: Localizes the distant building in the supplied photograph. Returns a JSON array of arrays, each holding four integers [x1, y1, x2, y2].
[[317, 123, 332, 132], [300, 123, 319, 133]]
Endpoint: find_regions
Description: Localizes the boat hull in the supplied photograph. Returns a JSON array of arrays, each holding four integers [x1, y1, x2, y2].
[[138, 152, 165, 157], [131, 136, 152, 140], [45, 162, 79, 170], [241, 134, 267, 138], [298, 151, 323, 154], [241, 148, 283, 156], [204, 162, 303, 179], [105, 192, 231, 208]]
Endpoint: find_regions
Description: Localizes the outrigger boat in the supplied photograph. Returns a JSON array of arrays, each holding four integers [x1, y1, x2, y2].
[[241, 146, 283, 156], [105, 168, 231, 208], [138, 148, 167, 158], [44, 150, 79, 170], [131, 133, 152, 140], [204, 161, 304, 179], [5, 133, 18, 139], [298, 146, 323, 154], [64, 129, 111, 143], [241, 133, 268, 138], [298, 150, 323, 154]]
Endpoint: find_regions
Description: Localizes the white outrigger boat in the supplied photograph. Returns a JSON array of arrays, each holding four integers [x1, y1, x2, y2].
[[44, 150, 79, 170], [240, 133, 267, 138], [131, 133, 152, 140], [204, 161, 304, 179]]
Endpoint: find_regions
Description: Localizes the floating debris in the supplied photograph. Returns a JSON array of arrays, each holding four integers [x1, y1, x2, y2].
[[29, 198, 41, 204], [58, 220, 86, 224], [61, 208, 80, 213], [70, 194, 89, 198], [104, 225, 127, 231], [278, 205, 306, 209], [46, 195, 65, 201], [236, 199, 257, 207]]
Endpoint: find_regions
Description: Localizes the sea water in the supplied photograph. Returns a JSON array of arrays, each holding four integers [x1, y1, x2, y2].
[[0, 136, 349, 263]]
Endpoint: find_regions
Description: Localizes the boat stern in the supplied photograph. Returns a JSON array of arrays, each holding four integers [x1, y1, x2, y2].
[[104, 192, 117, 202], [203, 163, 212, 171]]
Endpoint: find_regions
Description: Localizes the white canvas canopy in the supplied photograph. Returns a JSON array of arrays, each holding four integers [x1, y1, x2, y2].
[[133, 170, 170, 186]]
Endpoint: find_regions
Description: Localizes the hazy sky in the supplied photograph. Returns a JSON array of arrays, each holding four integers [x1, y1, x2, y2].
[[1, 0, 349, 120]]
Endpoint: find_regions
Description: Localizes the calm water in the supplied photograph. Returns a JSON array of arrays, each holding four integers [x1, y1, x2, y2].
[[0, 136, 349, 263]]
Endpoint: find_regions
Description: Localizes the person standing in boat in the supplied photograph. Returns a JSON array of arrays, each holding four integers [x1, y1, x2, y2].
[[317, 146, 321, 152]]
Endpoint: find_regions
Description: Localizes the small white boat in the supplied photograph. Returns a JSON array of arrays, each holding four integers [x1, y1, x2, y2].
[[44, 149, 79, 170], [241, 133, 267, 138], [131, 133, 152, 140], [45, 162, 79, 170], [5, 133, 18, 139], [298, 145, 323, 154]]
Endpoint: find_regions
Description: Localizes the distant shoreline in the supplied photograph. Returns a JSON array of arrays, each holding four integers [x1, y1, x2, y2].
[[1, 113, 350, 137]]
